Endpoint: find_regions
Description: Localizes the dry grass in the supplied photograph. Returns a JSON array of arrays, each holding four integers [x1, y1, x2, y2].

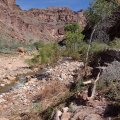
[[32, 80, 69, 112]]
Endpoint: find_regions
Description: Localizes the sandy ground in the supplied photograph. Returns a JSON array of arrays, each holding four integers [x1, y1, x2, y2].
[[0, 53, 32, 85]]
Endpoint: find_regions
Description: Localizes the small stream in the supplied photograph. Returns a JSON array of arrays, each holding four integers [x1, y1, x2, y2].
[[0, 75, 28, 94], [0, 68, 48, 94]]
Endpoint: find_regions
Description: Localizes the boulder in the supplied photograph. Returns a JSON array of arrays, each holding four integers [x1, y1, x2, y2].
[[17, 47, 26, 53], [84, 114, 102, 120], [100, 61, 120, 81]]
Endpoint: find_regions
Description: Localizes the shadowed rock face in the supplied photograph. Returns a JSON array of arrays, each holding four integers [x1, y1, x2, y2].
[[0, 0, 86, 43]]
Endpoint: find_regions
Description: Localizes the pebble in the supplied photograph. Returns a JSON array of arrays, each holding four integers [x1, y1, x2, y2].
[[0, 59, 84, 117], [0, 84, 5, 87], [0, 118, 9, 120], [0, 98, 6, 103]]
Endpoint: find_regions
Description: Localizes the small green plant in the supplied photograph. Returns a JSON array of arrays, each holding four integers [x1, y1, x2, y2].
[[78, 41, 108, 62], [109, 38, 120, 49], [74, 79, 84, 92], [97, 80, 120, 101], [70, 79, 85, 93], [0, 37, 23, 53], [31, 102, 42, 113], [90, 41, 108, 53], [43, 107, 54, 120], [78, 42, 88, 59], [29, 43, 60, 66]]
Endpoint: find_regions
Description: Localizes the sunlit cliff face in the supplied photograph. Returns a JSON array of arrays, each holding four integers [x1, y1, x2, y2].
[[0, 0, 86, 42], [0, 0, 16, 9]]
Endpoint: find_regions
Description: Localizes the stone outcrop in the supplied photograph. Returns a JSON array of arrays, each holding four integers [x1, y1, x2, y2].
[[92, 48, 120, 81], [100, 61, 120, 81], [0, 0, 86, 43]]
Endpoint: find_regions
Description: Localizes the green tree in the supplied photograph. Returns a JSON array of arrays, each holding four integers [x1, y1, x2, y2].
[[86, 0, 118, 27], [64, 23, 80, 33], [64, 23, 85, 60]]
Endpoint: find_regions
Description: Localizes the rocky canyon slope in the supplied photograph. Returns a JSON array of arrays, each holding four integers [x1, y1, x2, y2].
[[0, 0, 86, 44]]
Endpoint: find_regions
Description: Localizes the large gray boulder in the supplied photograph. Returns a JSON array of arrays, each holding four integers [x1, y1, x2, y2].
[[100, 61, 120, 81]]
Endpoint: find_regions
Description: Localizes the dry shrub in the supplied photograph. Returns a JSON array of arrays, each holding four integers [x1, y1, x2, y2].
[[32, 80, 69, 111]]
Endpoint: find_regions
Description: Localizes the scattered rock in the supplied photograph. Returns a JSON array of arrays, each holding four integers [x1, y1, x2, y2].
[[61, 107, 71, 120], [0, 54, 32, 86], [17, 47, 26, 53], [54, 110, 62, 120], [5, 75, 15, 81], [0, 98, 6, 103], [0, 118, 9, 120], [84, 114, 102, 120], [0, 59, 84, 118], [71, 106, 104, 120], [62, 107, 69, 113], [61, 112, 71, 120]]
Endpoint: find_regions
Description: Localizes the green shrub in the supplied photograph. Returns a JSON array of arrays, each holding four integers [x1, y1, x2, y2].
[[31, 102, 42, 113], [29, 43, 60, 66], [62, 49, 81, 60], [65, 23, 80, 33], [97, 80, 120, 101], [85, 0, 118, 27], [64, 23, 85, 60], [74, 79, 84, 92], [78, 41, 108, 61], [43, 107, 54, 120], [79, 42, 88, 58], [33, 42, 44, 50], [90, 41, 108, 53], [109, 38, 120, 49]]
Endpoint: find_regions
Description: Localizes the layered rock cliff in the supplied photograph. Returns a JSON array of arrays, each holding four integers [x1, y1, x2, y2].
[[0, 0, 86, 43]]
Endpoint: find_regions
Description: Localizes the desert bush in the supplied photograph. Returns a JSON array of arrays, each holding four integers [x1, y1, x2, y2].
[[97, 79, 120, 101], [109, 38, 120, 49], [33, 42, 44, 50], [31, 102, 42, 113], [64, 23, 80, 33], [0, 37, 22, 53], [64, 23, 85, 60], [29, 43, 60, 66], [90, 41, 108, 53], [42, 107, 54, 120], [73, 79, 85, 92], [78, 41, 108, 62]]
